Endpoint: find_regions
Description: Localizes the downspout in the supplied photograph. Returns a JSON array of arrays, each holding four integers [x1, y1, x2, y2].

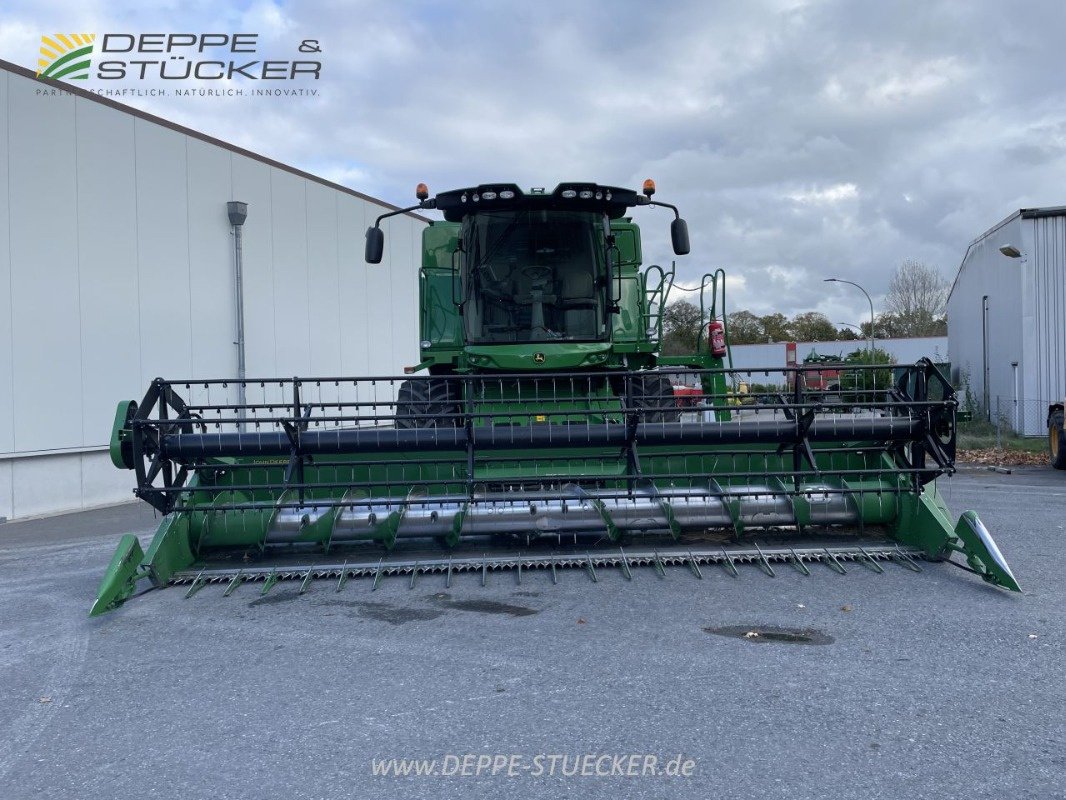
[[981, 295, 990, 420], [228, 201, 249, 429]]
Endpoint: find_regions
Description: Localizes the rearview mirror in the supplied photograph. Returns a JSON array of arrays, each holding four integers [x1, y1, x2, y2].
[[365, 227, 384, 264], [671, 218, 690, 256]]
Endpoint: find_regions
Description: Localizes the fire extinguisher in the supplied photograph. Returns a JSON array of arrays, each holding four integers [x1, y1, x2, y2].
[[707, 320, 727, 358]]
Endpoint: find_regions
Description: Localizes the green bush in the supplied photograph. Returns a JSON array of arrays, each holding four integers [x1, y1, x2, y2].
[[838, 347, 894, 402]]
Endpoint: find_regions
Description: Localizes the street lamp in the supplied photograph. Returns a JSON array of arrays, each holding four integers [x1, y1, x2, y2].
[[825, 278, 874, 359], [836, 321, 863, 343]]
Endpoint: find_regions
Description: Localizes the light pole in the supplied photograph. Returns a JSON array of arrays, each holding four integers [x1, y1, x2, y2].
[[825, 278, 874, 360]]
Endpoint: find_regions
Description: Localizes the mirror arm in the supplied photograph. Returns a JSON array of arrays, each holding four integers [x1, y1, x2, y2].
[[373, 198, 437, 229], [635, 197, 681, 220]]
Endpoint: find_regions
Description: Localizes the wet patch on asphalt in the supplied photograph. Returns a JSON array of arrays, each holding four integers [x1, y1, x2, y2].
[[247, 590, 302, 606], [429, 593, 538, 617], [703, 625, 834, 645], [249, 591, 539, 622]]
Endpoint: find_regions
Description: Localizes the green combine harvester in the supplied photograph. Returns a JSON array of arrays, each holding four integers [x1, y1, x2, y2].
[[92, 180, 1019, 615]]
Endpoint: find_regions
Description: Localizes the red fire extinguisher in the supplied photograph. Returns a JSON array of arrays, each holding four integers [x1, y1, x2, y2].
[[707, 320, 727, 358]]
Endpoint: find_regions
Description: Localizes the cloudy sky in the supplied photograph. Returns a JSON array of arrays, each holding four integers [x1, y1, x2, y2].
[[3, 0, 1065, 324]]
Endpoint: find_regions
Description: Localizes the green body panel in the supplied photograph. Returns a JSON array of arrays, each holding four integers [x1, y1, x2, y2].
[[90, 534, 144, 616], [466, 374, 622, 425], [109, 400, 136, 469], [141, 513, 196, 586], [466, 343, 613, 371]]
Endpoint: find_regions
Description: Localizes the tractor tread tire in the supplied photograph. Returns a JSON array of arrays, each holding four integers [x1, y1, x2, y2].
[[1050, 408, 1066, 470], [396, 379, 461, 429], [629, 373, 681, 423]]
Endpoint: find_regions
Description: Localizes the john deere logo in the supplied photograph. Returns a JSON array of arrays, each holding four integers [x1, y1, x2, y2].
[[37, 34, 96, 80], [533, 352, 545, 364]]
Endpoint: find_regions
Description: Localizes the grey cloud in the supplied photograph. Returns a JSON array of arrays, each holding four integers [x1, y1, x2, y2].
[[4, 0, 1066, 320]]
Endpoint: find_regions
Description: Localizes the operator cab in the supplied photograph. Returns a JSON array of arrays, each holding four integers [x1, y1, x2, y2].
[[463, 209, 604, 343], [364, 181, 691, 344]]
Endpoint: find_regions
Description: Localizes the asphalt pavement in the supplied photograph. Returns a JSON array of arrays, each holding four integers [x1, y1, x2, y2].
[[0, 466, 1063, 800]]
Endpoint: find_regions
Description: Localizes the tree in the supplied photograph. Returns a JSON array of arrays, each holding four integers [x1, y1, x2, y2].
[[790, 311, 838, 342], [661, 300, 703, 355], [759, 313, 792, 342], [726, 310, 762, 344], [884, 260, 949, 336], [840, 346, 895, 402], [837, 326, 859, 340]]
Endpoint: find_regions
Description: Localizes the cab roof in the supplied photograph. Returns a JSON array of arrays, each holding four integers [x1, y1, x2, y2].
[[431, 183, 645, 222]]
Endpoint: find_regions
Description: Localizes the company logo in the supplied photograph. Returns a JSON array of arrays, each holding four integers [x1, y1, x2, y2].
[[533, 353, 546, 364], [37, 34, 96, 80], [35, 33, 321, 83]]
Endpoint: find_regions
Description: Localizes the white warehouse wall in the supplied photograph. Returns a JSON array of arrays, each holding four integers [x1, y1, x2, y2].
[[0, 63, 425, 520], [947, 208, 1065, 435]]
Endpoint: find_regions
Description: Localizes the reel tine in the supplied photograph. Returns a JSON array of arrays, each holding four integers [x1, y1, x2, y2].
[[653, 550, 666, 578], [788, 548, 811, 576], [584, 552, 598, 583], [687, 551, 703, 579], [260, 567, 279, 596], [223, 570, 244, 597], [409, 561, 420, 590], [891, 548, 923, 572], [720, 548, 739, 578], [856, 546, 886, 574], [550, 552, 559, 585], [299, 567, 315, 595], [372, 558, 384, 591], [823, 548, 848, 575], [753, 543, 776, 577], [184, 569, 207, 599], [446, 557, 453, 589], [336, 560, 349, 592], [619, 546, 632, 580]]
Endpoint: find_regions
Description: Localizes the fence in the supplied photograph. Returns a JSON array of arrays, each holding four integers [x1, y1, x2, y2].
[[962, 395, 1054, 441]]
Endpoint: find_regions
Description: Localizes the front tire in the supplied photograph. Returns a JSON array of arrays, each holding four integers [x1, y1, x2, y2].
[[396, 379, 461, 429], [629, 373, 681, 423]]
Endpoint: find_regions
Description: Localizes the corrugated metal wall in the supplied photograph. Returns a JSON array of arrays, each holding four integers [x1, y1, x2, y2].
[[946, 215, 1026, 427], [1029, 215, 1066, 411], [0, 67, 424, 519], [947, 210, 1065, 436]]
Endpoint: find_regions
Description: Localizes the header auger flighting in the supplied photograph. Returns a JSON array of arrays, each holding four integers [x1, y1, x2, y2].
[[92, 180, 1019, 615]]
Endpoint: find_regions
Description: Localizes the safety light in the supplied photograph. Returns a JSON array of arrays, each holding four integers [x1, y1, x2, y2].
[[416, 183, 429, 201], [642, 179, 656, 197]]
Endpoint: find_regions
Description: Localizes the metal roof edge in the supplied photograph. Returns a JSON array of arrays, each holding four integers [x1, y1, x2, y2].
[[0, 58, 430, 223], [948, 208, 1021, 304], [1019, 205, 1066, 220]]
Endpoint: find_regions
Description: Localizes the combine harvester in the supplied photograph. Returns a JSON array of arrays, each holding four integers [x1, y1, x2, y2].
[[92, 180, 1019, 615]]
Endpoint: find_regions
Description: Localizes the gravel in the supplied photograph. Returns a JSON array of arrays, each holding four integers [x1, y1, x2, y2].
[[0, 467, 1063, 800]]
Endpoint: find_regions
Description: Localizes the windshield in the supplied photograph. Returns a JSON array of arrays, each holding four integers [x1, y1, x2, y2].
[[463, 210, 607, 343]]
